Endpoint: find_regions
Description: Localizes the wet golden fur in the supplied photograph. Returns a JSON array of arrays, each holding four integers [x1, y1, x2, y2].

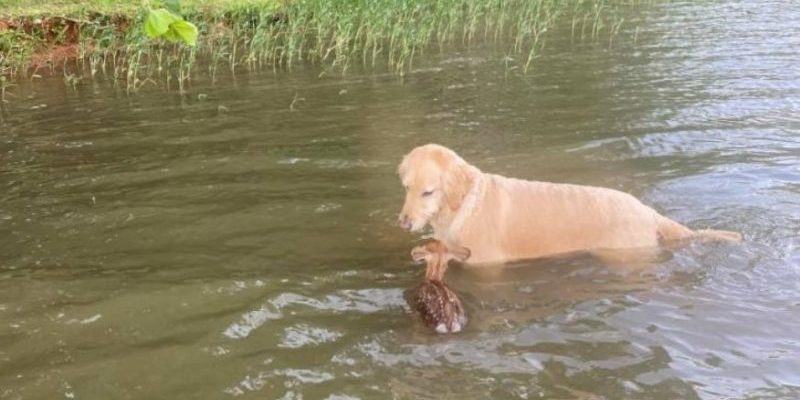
[[398, 144, 741, 264]]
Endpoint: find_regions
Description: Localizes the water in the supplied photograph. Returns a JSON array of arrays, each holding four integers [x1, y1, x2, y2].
[[2, 1, 800, 399]]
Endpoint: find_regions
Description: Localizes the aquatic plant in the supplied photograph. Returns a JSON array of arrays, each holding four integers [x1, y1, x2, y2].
[[0, 0, 655, 95]]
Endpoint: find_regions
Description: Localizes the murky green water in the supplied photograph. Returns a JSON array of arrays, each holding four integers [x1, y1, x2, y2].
[[2, 1, 800, 399]]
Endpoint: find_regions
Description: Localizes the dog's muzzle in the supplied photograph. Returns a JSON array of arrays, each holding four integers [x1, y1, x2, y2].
[[398, 214, 413, 231]]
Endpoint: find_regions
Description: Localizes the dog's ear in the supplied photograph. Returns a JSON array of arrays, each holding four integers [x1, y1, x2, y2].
[[397, 154, 409, 178], [442, 160, 475, 211], [448, 245, 471, 262]]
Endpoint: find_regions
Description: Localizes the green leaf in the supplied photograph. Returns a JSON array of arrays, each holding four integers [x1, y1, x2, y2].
[[165, 0, 182, 14], [162, 27, 180, 42], [144, 8, 178, 38], [169, 19, 199, 46]]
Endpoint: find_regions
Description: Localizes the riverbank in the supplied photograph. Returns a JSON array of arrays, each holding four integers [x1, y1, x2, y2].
[[0, 0, 641, 99]]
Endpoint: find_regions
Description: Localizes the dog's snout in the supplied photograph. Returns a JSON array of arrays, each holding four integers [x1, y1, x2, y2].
[[398, 214, 412, 231]]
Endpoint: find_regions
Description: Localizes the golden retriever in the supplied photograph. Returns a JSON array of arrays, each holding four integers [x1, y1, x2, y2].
[[397, 144, 741, 264]]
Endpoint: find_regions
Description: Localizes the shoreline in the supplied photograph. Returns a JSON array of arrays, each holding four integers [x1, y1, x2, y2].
[[0, 0, 643, 101]]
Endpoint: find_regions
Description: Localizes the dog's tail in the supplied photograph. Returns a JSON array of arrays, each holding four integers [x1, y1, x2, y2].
[[692, 229, 743, 242], [656, 216, 694, 242], [656, 216, 742, 243]]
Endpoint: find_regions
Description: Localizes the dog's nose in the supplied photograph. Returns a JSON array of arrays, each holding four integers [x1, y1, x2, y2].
[[398, 214, 412, 231]]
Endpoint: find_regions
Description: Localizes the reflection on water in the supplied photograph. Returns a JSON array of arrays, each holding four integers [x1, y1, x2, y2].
[[2, 1, 800, 399]]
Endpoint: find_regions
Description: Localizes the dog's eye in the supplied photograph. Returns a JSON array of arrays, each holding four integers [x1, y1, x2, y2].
[[422, 189, 434, 197]]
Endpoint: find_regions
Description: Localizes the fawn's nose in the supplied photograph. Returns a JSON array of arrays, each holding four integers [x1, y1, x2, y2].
[[398, 214, 412, 231]]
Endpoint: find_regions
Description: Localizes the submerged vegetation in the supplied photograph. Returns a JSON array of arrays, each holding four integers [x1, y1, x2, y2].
[[0, 0, 652, 99]]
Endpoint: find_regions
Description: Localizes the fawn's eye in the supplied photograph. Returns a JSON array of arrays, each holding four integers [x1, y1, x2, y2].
[[422, 189, 434, 197]]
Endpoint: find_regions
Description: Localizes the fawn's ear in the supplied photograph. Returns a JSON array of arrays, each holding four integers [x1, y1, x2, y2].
[[410, 246, 430, 263], [448, 245, 471, 262]]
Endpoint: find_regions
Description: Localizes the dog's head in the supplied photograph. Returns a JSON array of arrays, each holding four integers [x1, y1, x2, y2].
[[397, 144, 478, 232], [411, 240, 471, 280]]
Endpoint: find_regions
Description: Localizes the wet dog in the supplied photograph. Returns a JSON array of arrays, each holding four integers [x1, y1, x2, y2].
[[397, 143, 741, 264]]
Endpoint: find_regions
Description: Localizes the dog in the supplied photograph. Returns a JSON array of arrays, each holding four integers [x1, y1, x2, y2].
[[397, 144, 741, 264]]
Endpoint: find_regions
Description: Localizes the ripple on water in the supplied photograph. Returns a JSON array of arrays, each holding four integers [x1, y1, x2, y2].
[[279, 324, 343, 349], [223, 289, 406, 339], [2, 1, 800, 399]]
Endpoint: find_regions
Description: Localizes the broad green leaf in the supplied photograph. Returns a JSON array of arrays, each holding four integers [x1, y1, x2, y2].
[[144, 8, 178, 38], [162, 27, 180, 42], [170, 20, 199, 46], [165, 0, 182, 14]]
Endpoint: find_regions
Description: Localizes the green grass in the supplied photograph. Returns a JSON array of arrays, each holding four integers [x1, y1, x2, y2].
[[0, 0, 284, 18], [0, 0, 649, 98]]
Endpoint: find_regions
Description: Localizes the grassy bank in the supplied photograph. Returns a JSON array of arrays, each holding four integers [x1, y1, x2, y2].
[[0, 0, 645, 99]]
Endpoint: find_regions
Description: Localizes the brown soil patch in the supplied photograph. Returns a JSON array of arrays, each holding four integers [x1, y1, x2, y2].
[[29, 43, 81, 67], [1, 14, 130, 69]]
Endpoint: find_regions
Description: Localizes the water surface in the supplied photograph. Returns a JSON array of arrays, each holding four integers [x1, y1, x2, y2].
[[2, 1, 800, 399]]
